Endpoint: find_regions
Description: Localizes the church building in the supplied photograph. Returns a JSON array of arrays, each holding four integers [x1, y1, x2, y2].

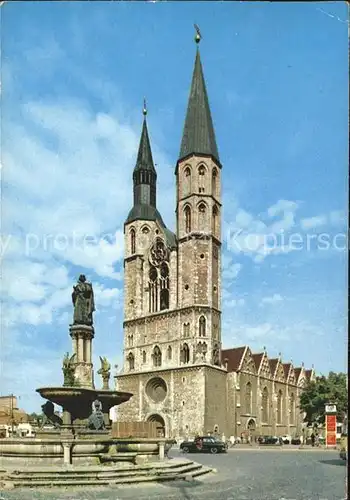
[[115, 38, 314, 440]]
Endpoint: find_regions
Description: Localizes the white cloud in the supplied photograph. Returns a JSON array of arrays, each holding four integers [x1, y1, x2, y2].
[[224, 199, 300, 262], [222, 260, 242, 280], [224, 298, 245, 308], [267, 200, 299, 217], [300, 211, 346, 231], [235, 209, 253, 228], [329, 210, 346, 226], [3, 261, 70, 303], [260, 293, 284, 306], [300, 215, 327, 230], [244, 323, 273, 339], [94, 283, 123, 310]]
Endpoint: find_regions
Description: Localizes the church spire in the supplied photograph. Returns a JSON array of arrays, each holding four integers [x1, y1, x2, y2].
[[133, 100, 156, 175], [179, 33, 220, 164], [125, 102, 159, 224]]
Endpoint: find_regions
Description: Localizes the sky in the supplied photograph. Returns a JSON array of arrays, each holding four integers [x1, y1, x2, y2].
[[1, 1, 348, 413]]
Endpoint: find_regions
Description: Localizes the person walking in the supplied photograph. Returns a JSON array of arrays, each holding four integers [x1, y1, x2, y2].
[[311, 432, 315, 447]]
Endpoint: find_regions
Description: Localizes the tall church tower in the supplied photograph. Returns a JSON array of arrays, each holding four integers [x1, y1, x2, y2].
[[116, 35, 228, 439], [175, 41, 222, 367]]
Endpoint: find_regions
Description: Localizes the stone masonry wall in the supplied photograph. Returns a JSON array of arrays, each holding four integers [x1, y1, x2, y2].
[[116, 366, 206, 439], [204, 366, 228, 435]]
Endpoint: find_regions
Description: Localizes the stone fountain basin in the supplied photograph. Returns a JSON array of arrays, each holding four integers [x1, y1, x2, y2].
[[36, 387, 132, 420], [0, 438, 109, 457]]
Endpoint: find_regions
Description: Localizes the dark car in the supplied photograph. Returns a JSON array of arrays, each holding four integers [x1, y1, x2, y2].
[[291, 437, 301, 445], [180, 436, 227, 454], [257, 435, 279, 445]]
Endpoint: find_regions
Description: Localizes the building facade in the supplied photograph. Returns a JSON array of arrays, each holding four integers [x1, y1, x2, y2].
[[115, 42, 314, 440]]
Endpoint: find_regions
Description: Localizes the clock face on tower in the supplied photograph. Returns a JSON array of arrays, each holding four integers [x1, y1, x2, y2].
[[149, 238, 168, 267]]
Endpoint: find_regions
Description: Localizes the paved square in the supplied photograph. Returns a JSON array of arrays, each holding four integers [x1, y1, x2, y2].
[[1, 449, 346, 500]]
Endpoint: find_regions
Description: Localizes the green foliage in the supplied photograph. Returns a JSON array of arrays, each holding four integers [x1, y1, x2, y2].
[[29, 412, 43, 424], [300, 371, 348, 424]]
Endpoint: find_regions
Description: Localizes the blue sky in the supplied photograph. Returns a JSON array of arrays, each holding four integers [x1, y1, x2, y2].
[[1, 2, 348, 412]]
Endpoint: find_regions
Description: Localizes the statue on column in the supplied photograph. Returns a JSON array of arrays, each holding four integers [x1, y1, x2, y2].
[[97, 356, 111, 390], [62, 352, 77, 387], [72, 274, 95, 326]]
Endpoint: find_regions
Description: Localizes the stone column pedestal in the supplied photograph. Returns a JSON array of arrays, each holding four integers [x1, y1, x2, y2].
[[69, 324, 95, 388], [62, 442, 73, 465], [158, 441, 165, 460], [61, 410, 74, 466]]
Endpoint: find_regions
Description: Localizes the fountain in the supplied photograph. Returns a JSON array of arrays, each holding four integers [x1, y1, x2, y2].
[[35, 275, 133, 439], [0, 276, 211, 490], [0, 276, 176, 472]]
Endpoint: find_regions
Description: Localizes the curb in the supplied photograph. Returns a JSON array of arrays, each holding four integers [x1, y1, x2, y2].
[[227, 446, 339, 452]]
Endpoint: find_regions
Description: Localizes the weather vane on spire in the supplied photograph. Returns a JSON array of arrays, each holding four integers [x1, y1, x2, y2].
[[194, 24, 202, 44], [143, 98, 147, 116]]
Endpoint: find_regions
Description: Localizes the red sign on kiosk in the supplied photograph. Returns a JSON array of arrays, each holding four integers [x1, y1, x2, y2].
[[325, 404, 337, 447]]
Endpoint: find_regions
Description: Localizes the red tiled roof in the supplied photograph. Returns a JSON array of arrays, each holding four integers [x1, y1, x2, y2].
[[222, 347, 246, 372], [268, 358, 278, 376], [283, 363, 291, 378], [294, 367, 302, 380], [252, 353, 264, 371], [305, 369, 313, 380]]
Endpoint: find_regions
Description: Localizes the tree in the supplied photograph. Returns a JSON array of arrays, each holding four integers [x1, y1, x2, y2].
[[29, 412, 43, 425], [300, 371, 348, 424]]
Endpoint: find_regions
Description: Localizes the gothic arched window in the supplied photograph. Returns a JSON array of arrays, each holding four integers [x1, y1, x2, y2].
[[167, 345, 172, 360], [289, 392, 295, 425], [149, 266, 158, 313], [184, 206, 191, 233], [181, 343, 190, 364], [212, 205, 218, 234], [149, 266, 158, 281], [198, 203, 206, 231], [277, 390, 283, 424], [160, 289, 169, 310], [142, 350, 146, 363], [184, 166, 191, 196], [212, 168, 218, 197], [245, 382, 252, 415], [159, 262, 169, 310], [261, 387, 269, 423], [127, 352, 135, 371], [153, 346, 162, 367], [183, 322, 190, 338], [198, 165, 206, 193], [199, 316, 206, 337], [130, 228, 136, 254]]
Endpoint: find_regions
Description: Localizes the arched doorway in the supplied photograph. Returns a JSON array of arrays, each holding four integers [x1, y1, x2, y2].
[[247, 418, 256, 442], [147, 414, 166, 438]]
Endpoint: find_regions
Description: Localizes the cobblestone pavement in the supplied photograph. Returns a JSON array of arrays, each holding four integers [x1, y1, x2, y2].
[[0, 449, 347, 500]]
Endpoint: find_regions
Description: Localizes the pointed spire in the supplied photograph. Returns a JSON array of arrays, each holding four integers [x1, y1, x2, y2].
[[134, 101, 156, 173], [179, 40, 220, 164]]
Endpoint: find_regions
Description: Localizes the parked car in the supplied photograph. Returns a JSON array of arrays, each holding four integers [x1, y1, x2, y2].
[[291, 437, 301, 445], [281, 435, 291, 444], [257, 435, 279, 445], [180, 436, 227, 454]]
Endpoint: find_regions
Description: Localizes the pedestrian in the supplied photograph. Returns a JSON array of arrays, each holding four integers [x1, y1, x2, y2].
[[311, 432, 315, 447], [315, 432, 319, 447]]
